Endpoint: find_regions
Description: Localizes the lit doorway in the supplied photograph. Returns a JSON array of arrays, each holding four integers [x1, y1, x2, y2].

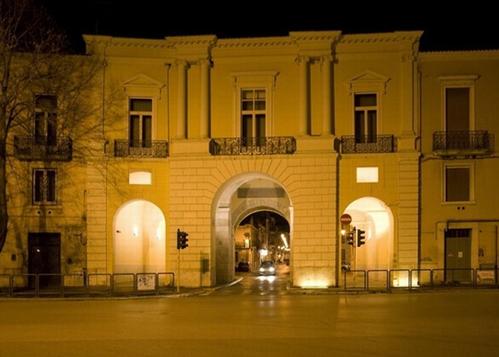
[[343, 196, 394, 270], [113, 200, 166, 273]]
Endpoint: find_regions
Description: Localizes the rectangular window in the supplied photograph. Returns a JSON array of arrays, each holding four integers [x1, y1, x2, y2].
[[354, 94, 377, 143], [356, 167, 379, 183], [33, 169, 56, 205], [445, 166, 471, 202], [129, 98, 152, 148], [34, 95, 57, 145], [241, 89, 266, 146], [129, 171, 152, 185], [446, 88, 470, 132]]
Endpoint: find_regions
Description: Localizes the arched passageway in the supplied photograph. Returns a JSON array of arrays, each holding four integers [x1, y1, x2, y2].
[[212, 174, 293, 285], [235, 210, 290, 273]]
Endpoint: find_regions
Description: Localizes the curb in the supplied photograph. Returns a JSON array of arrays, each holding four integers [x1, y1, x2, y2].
[[0, 278, 245, 301], [195, 277, 244, 296]]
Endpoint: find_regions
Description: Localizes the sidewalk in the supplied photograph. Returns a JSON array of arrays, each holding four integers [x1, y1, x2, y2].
[[0, 277, 244, 300]]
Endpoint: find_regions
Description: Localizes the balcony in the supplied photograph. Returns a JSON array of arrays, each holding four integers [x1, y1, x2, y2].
[[433, 131, 493, 156], [114, 140, 168, 158], [341, 135, 396, 154], [14, 136, 72, 161], [209, 137, 296, 156]]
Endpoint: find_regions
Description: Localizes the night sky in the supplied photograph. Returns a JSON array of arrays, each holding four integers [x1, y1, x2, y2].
[[40, 0, 499, 53]]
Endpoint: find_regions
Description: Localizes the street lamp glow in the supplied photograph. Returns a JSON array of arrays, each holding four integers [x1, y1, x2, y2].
[[280, 233, 288, 249], [299, 278, 329, 289]]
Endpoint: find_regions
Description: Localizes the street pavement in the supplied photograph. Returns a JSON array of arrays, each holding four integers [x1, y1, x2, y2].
[[1, 268, 499, 356]]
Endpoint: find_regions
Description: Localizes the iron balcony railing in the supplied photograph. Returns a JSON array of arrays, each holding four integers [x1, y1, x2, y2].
[[114, 140, 169, 158], [341, 135, 396, 153], [14, 136, 72, 161], [209, 136, 297, 156], [433, 130, 493, 155]]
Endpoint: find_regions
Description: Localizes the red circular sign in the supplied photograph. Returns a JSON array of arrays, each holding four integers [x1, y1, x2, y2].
[[340, 213, 352, 224]]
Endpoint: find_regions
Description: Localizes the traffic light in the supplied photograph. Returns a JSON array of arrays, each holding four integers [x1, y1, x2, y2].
[[177, 229, 189, 250], [181, 231, 189, 249], [357, 229, 366, 247], [347, 232, 354, 245]]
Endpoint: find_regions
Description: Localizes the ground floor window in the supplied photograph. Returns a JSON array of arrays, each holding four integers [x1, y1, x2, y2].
[[444, 164, 473, 203], [33, 169, 56, 204]]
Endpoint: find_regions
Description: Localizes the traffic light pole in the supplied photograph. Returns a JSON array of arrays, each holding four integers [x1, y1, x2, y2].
[[177, 247, 180, 293], [175, 229, 189, 293]]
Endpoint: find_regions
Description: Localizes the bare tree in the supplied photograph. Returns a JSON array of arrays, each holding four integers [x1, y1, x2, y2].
[[0, 0, 105, 252]]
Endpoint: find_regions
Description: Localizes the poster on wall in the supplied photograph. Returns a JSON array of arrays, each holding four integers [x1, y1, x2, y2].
[[137, 274, 156, 290]]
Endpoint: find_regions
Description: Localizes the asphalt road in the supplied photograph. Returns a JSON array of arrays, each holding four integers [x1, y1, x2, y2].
[[1, 270, 499, 356], [212, 264, 290, 296]]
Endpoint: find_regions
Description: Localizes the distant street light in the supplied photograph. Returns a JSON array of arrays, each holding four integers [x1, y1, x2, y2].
[[280, 233, 288, 249]]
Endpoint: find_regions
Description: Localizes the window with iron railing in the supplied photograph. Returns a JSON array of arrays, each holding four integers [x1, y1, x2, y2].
[[354, 94, 377, 144], [34, 95, 57, 145], [241, 89, 266, 147], [129, 98, 152, 148]]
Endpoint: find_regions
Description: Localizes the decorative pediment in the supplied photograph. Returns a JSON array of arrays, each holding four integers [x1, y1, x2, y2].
[[347, 70, 390, 94], [122, 74, 165, 97], [230, 71, 279, 88], [123, 74, 164, 88], [439, 74, 480, 87]]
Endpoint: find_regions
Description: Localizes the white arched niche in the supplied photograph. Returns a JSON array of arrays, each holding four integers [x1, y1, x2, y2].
[[113, 200, 166, 273], [344, 196, 394, 270]]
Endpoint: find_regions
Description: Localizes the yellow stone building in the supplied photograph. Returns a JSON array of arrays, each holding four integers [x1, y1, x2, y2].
[[420, 50, 499, 285], [1, 30, 497, 289]]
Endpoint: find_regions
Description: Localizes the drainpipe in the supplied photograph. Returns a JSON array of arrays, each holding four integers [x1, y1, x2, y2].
[[417, 147, 422, 272], [496, 225, 498, 285], [335, 139, 341, 287]]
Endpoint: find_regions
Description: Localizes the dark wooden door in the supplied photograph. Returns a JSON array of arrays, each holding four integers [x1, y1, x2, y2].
[[445, 229, 471, 283], [28, 233, 61, 288]]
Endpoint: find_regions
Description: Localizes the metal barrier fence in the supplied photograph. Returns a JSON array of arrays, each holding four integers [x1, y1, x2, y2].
[[343, 268, 499, 291], [0, 274, 11, 296], [0, 272, 175, 298], [1, 269, 497, 297]]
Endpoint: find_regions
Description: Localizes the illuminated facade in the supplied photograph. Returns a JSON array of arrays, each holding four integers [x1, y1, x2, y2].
[[420, 50, 499, 284], [1, 30, 498, 288]]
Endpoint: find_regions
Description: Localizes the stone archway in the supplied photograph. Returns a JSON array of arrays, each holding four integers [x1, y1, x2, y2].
[[343, 196, 394, 270], [212, 173, 293, 285], [113, 200, 166, 273]]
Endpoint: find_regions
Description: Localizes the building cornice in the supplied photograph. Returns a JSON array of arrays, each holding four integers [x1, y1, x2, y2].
[[340, 31, 423, 45], [290, 31, 341, 57], [83, 35, 173, 50], [289, 31, 342, 42], [217, 36, 295, 49], [165, 35, 217, 47], [202, 32, 342, 50], [420, 49, 499, 61]]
